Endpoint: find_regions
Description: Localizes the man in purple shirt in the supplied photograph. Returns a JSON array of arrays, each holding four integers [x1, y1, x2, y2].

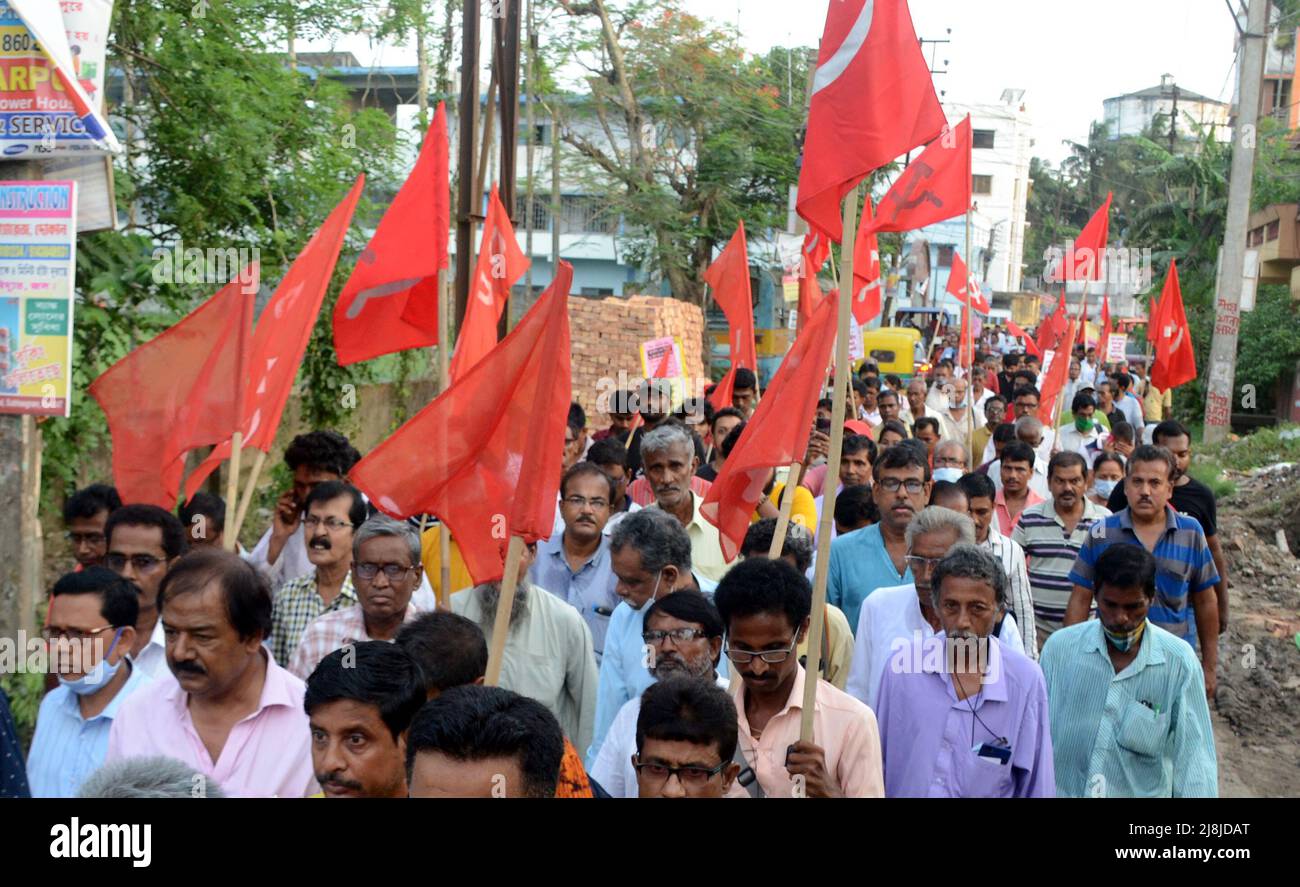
[[108, 549, 316, 798], [876, 544, 1054, 797]]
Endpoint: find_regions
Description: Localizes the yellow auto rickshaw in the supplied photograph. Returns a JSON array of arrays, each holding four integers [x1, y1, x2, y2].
[[854, 326, 924, 379]]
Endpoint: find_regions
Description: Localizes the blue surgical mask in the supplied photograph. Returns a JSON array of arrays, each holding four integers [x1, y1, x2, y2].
[[1094, 479, 1118, 499], [932, 467, 964, 484], [58, 629, 125, 696]]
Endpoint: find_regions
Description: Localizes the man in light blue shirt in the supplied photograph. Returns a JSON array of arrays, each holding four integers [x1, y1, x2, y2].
[[531, 463, 621, 662], [1042, 544, 1217, 797], [586, 509, 695, 767], [27, 568, 153, 797], [827, 445, 924, 633]]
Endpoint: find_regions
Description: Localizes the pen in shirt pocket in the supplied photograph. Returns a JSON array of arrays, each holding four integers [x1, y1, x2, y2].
[[594, 605, 613, 617]]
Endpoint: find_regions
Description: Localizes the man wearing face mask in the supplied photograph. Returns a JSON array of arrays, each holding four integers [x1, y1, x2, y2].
[[931, 440, 969, 485], [587, 509, 697, 765], [1056, 393, 1107, 464], [935, 377, 972, 449], [876, 545, 1054, 797], [1042, 544, 1217, 797], [27, 569, 152, 797], [589, 590, 730, 797]]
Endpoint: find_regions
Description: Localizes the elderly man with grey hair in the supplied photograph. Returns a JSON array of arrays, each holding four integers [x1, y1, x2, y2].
[[845, 506, 1026, 711], [585, 508, 697, 766], [640, 422, 731, 591], [875, 543, 1054, 797], [79, 755, 227, 798], [288, 514, 426, 679]]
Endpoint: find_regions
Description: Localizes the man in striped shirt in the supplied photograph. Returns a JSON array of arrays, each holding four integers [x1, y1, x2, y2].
[[1064, 445, 1220, 700], [1042, 544, 1217, 797], [1012, 452, 1110, 648], [958, 473, 1037, 659]]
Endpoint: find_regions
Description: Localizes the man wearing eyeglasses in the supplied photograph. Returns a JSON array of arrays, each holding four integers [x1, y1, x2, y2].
[[716, 557, 884, 798], [532, 463, 621, 663], [269, 481, 366, 668], [633, 676, 741, 798], [62, 483, 121, 570], [104, 505, 188, 678], [27, 568, 152, 796], [845, 507, 1025, 712], [589, 589, 729, 797], [288, 515, 425, 680]]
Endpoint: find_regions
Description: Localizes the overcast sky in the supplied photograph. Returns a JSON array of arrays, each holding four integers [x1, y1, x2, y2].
[[305, 0, 1241, 166]]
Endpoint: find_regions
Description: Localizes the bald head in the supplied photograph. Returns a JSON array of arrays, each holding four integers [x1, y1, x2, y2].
[[1013, 415, 1043, 448]]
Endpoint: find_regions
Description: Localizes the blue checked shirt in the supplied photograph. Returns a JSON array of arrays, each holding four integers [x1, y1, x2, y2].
[[530, 530, 620, 663], [1067, 507, 1219, 647], [1041, 620, 1217, 797]]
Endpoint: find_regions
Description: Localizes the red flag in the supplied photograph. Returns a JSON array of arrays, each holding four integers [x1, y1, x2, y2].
[[90, 273, 256, 508], [1037, 316, 1078, 427], [862, 117, 972, 236], [946, 250, 990, 314], [1076, 287, 1089, 347], [797, 230, 831, 332], [651, 345, 675, 379], [958, 306, 975, 368], [1006, 320, 1039, 357], [708, 366, 738, 412], [796, 0, 946, 242], [704, 221, 757, 387], [447, 184, 530, 382], [851, 198, 884, 325], [184, 178, 365, 501], [701, 293, 838, 560], [1036, 290, 1068, 355], [1061, 192, 1112, 281], [349, 262, 574, 585], [333, 103, 450, 365], [1098, 292, 1112, 361], [1150, 260, 1197, 391]]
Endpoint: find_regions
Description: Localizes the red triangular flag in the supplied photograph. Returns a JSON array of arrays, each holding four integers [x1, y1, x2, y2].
[[797, 230, 831, 332], [1098, 292, 1112, 361], [1061, 192, 1112, 281], [796, 0, 946, 242], [1150, 260, 1197, 391], [708, 366, 737, 412], [1037, 316, 1078, 427], [1076, 287, 1089, 347], [333, 103, 449, 365], [185, 178, 365, 501], [447, 184, 530, 382], [862, 116, 972, 236], [1036, 291, 1068, 355], [704, 221, 757, 386], [701, 293, 838, 561], [651, 345, 675, 379], [1006, 320, 1039, 357], [851, 197, 884, 325], [946, 250, 990, 314], [349, 262, 573, 585], [90, 272, 256, 508]]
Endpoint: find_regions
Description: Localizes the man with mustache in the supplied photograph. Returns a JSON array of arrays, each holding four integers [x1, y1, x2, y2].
[[876, 545, 1054, 797], [1044, 544, 1217, 797], [1013, 452, 1111, 647], [718, 557, 884, 798], [642, 423, 729, 589], [827, 445, 928, 635], [248, 430, 362, 590], [589, 590, 728, 797], [871, 388, 910, 439], [107, 550, 316, 798], [289, 515, 425, 679], [846, 506, 1025, 711], [587, 509, 696, 765], [531, 463, 621, 663], [1064, 446, 1220, 701], [303, 641, 425, 798], [269, 481, 366, 668], [104, 505, 188, 677], [451, 537, 598, 753]]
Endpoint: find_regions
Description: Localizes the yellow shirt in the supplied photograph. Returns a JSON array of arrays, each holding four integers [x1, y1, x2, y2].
[[764, 482, 818, 532], [796, 603, 855, 690], [1143, 383, 1171, 423], [419, 523, 475, 606]]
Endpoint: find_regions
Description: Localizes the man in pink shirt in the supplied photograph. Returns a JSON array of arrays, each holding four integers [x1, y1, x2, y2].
[[107, 549, 316, 798], [714, 557, 884, 798]]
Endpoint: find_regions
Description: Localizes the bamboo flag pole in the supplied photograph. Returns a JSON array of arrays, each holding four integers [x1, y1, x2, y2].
[[802, 184, 859, 743], [230, 449, 267, 543], [768, 460, 802, 559], [964, 211, 976, 468], [222, 432, 243, 553], [437, 270, 453, 607], [484, 535, 525, 686]]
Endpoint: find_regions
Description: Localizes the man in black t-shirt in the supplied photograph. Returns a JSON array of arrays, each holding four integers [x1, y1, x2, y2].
[[1107, 420, 1228, 631]]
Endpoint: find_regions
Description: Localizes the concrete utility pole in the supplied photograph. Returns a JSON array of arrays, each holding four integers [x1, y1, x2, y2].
[[1204, 0, 1268, 444], [454, 0, 481, 333]]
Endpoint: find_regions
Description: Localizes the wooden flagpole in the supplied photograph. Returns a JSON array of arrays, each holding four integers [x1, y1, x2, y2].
[[229, 449, 266, 543], [222, 432, 243, 553], [768, 460, 802, 559], [437, 270, 453, 607], [802, 184, 859, 743], [964, 211, 976, 468], [484, 535, 525, 685]]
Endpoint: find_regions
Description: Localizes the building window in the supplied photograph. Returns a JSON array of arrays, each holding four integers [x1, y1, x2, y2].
[[1266, 219, 1280, 242], [580, 287, 614, 296], [972, 174, 993, 195], [559, 195, 617, 234], [973, 129, 996, 149], [514, 195, 551, 231], [937, 245, 955, 267], [519, 123, 547, 145]]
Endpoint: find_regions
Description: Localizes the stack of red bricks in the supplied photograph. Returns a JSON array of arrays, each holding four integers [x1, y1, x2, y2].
[[568, 294, 705, 423]]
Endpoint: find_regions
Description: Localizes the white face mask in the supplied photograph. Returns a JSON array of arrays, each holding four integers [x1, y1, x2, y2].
[[58, 629, 125, 696], [932, 467, 964, 484]]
